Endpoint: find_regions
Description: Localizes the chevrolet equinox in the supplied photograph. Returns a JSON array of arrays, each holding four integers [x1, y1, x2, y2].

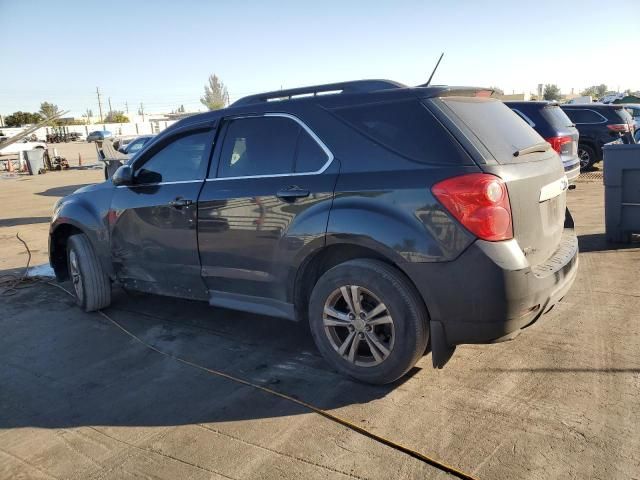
[[49, 80, 579, 384]]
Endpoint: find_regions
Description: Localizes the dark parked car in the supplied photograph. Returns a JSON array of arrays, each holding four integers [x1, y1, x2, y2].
[[505, 101, 580, 183], [119, 135, 154, 156], [86, 130, 113, 142], [49, 80, 578, 384], [560, 104, 635, 170]]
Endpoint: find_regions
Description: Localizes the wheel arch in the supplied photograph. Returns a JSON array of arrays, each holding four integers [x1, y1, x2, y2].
[[291, 242, 429, 322], [49, 222, 85, 281], [578, 140, 600, 161], [49, 201, 112, 281]]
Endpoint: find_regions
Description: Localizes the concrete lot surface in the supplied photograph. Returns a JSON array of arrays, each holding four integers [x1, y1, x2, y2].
[[0, 168, 639, 479]]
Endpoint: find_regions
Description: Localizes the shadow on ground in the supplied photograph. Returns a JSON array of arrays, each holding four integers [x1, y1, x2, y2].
[[0, 216, 50, 227], [35, 183, 93, 197], [578, 233, 640, 253], [0, 281, 417, 430]]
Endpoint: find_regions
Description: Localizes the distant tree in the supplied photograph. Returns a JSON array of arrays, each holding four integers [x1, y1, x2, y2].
[[489, 86, 504, 96], [4, 111, 43, 127], [580, 84, 607, 99], [543, 84, 561, 101], [200, 74, 229, 110], [104, 111, 129, 123], [39, 102, 62, 124]]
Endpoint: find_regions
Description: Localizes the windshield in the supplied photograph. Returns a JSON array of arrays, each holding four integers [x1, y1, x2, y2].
[[127, 138, 147, 154]]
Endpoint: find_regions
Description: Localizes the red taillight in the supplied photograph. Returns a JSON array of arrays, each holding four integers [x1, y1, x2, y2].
[[432, 173, 513, 242], [607, 124, 629, 132], [545, 135, 572, 154]]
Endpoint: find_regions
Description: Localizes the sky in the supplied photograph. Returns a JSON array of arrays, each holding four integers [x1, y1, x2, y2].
[[0, 0, 638, 117]]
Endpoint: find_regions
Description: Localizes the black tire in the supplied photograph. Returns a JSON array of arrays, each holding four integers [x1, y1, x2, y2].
[[67, 234, 111, 312], [578, 144, 596, 171], [308, 259, 429, 384]]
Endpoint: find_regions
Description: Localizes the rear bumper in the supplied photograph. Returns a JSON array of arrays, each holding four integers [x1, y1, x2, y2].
[[402, 221, 578, 348], [564, 161, 580, 183]]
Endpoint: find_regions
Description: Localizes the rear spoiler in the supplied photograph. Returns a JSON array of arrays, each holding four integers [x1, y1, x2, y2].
[[419, 86, 495, 99]]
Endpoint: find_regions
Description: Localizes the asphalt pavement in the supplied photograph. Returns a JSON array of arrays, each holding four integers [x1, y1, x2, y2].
[[0, 170, 638, 479]]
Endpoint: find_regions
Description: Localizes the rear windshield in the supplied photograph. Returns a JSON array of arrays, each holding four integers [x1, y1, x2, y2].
[[330, 99, 465, 164], [614, 107, 633, 124], [541, 105, 574, 129], [626, 106, 640, 118], [440, 97, 543, 162]]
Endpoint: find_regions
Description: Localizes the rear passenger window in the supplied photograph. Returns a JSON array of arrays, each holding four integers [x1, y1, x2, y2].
[[218, 116, 299, 178], [331, 100, 463, 164], [562, 109, 605, 124]]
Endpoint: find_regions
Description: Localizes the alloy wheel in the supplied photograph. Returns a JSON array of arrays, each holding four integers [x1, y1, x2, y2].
[[322, 285, 395, 367], [578, 148, 591, 169]]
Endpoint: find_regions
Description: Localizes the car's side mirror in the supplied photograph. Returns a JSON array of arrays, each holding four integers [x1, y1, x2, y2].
[[112, 164, 134, 186]]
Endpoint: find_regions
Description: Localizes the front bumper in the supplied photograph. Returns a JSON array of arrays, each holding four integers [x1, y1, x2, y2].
[[402, 224, 579, 350]]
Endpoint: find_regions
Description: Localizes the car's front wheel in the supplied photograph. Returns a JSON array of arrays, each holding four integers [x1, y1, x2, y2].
[[67, 234, 111, 312], [309, 259, 429, 384], [578, 144, 597, 171]]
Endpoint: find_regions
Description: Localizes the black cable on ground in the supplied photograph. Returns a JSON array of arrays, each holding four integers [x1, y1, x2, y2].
[[0, 233, 43, 296]]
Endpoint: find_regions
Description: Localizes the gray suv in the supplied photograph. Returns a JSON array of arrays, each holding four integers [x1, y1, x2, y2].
[[49, 80, 578, 384]]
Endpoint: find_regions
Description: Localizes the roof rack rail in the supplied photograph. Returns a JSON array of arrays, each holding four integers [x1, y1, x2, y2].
[[231, 79, 405, 107]]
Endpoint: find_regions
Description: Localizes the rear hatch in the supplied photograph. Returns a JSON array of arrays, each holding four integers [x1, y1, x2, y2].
[[540, 105, 579, 169], [611, 106, 636, 142], [432, 96, 567, 267]]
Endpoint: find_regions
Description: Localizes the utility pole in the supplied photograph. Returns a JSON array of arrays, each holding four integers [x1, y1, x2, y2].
[[96, 87, 103, 123], [139, 102, 145, 122], [108, 97, 113, 118], [125, 101, 129, 114]]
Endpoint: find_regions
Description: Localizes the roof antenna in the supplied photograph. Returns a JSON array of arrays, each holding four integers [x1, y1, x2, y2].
[[420, 52, 444, 87]]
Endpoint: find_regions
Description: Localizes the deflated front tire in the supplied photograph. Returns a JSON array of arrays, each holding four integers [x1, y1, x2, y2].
[[67, 234, 111, 312]]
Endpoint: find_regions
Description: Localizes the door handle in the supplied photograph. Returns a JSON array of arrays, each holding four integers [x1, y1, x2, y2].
[[169, 197, 193, 208], [276, 186, 310, 201]]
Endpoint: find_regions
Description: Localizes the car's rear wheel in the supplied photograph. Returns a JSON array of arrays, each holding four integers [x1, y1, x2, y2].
[[309, 259, 428, 384], [67, 234, 111, 312], [578, 144, 596, 171]]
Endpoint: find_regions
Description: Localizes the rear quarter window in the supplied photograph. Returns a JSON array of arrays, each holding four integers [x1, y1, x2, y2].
[[440, 97, 543, 163], [330, 99, 466, 165], [562, 108, 606, 124]]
